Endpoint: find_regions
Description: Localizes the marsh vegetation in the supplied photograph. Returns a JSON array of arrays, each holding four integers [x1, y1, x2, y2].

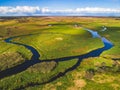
[[0, 17, 120, 90]]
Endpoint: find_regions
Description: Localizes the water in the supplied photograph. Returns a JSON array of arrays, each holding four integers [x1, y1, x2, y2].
[[4, 36, 40, 61], [0, 27, 114, 89]]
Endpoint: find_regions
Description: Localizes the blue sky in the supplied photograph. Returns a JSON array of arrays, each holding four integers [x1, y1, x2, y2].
[[0, 0, 120, 16]]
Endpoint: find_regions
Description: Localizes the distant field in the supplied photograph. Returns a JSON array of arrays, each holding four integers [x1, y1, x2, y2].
[[0, 17, 120, 90]]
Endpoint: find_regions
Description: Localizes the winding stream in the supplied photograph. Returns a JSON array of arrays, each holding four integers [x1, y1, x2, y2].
[[0, 26, 113, 89], [5, 35, 40, 61]]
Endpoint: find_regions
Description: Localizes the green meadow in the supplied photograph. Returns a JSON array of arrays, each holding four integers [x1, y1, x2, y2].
[[0, 17, 120, 90]]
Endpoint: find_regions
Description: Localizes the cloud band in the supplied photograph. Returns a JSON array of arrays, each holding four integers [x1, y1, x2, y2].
[[0, 6, 120, 16]]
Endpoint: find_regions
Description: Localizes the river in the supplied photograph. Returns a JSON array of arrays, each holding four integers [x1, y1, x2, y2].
[[0, 26, 114, 89]]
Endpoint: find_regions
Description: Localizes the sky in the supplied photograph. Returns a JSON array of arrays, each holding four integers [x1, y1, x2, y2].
[[0, 0, 120, 16]]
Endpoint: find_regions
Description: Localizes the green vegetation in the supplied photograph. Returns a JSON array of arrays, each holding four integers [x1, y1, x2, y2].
[[0, 17, 120, 90], [0, 52, 25, 71]]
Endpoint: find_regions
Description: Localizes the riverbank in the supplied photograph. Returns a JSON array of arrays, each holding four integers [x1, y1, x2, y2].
[[0, 17, 119, 90]]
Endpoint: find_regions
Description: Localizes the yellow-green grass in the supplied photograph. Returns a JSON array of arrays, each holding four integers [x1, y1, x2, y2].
[[25, 57, 120, 90], [76, 17, 120, 59], [0, 40, 32, 59], [0, 40, 32, 71], [12, 25, 103, 60], [0, 59, 78, 90], [0, 52, 25, 71], [0, 17, 120, 90]]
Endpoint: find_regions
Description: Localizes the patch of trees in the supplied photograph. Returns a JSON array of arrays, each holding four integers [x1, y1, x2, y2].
[[28, 61, 57, 74], [85, 61, 120, 80], [0, 52, 25, 72]]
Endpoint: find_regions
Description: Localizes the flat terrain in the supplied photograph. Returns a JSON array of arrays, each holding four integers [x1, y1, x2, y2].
[[0, 17, 120, 90]]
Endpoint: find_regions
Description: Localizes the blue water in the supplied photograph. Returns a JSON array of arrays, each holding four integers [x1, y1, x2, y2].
[[0, 27, 114, 89], [4, 36, 40, 61], [84, 28, 113, 50]]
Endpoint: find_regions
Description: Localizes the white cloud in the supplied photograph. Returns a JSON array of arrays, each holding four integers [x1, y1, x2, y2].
[[0, 6, 120, 16], [41, 8, 50, 13], [42, 7, 120, 14], [0, 6, 40, 14]]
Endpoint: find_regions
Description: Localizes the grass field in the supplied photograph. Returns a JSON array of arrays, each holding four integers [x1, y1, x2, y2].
[[0, 17, 120, 90]]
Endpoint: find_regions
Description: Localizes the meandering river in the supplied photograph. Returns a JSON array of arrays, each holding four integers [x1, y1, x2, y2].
[[0, 26, 114, 89]]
